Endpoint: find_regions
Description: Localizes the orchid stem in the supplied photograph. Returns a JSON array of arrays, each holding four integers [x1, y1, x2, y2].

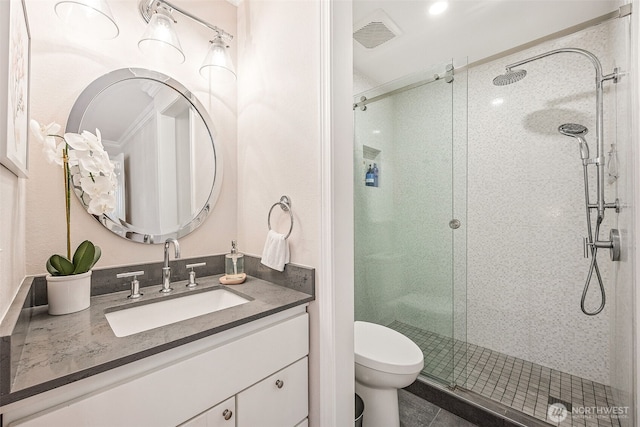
[[63, 144, 71, 261]]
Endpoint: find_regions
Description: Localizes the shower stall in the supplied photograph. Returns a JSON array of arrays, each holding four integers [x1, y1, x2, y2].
[[354, 13, 633, 427]]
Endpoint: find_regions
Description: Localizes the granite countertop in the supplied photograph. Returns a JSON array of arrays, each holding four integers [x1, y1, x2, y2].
[[1, 273, 313, 405]]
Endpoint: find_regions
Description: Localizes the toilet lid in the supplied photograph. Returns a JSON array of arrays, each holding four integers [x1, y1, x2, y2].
[[354, 321, 424, 375]]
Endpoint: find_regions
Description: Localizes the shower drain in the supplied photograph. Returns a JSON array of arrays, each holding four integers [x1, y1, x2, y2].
[[548, 396, 572, 412]]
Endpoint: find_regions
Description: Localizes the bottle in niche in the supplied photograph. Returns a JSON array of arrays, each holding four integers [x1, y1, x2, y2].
[[365, 164, 375, 186], [225, 240, 245, 280], [373, 163, 379, 187]]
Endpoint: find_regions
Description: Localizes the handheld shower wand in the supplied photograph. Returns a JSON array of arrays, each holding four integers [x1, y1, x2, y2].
[[558, 123, 590, 162], [558, 124, 606, 315]]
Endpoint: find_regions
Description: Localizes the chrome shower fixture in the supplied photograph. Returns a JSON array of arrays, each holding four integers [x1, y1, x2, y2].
[[492, 69, 527, 86], [558, 123, 590, 161], [495, 48, 621, 316]]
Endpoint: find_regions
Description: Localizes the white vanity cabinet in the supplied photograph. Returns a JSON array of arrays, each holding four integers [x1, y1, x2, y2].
[[179, 397, 236, 427], [6, 307, 309, 427], [181, 357, 309, 427], [237, 357, 308, 427]]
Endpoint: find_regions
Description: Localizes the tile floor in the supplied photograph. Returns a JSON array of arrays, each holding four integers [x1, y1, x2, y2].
[[389, 321, 623, 427], [399, 388, 478, 427]]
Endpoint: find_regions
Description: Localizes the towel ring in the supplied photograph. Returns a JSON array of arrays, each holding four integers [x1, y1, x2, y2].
[[268, 195, 294, 239]]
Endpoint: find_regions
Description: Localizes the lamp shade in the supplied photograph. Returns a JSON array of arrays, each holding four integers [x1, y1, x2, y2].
[[55, 0, 119, 39], [138, 8, 185, 64], [200, 36, 236, 80]]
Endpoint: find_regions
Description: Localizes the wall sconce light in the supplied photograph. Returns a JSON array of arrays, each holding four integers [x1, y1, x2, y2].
[[54, 0, 120, 40], [138, 0, 236, 80], [138, 5, 185, 64], [200, 34, 236, 79]]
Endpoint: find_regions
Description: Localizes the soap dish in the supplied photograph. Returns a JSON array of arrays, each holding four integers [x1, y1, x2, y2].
[[219, 273, 247, 285]]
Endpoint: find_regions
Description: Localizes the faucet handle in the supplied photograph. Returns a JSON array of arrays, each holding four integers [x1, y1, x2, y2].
[[116, 271, 144, 299], [186, 262, 206, 288]]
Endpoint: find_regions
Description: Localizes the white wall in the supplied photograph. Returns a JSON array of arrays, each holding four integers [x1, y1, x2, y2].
[[0, 167, 26, 321], [22, 0, 237, 274], [236, 0, 322, 424]]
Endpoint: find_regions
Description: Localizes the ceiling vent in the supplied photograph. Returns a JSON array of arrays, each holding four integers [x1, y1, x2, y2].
[[353, 9, 402, 49]]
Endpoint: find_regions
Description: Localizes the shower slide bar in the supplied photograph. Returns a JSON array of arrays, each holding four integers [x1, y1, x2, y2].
[[352, 64, 454, 111]]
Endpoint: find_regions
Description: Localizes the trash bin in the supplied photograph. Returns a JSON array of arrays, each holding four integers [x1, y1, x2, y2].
[[355, 393, 364, 427]]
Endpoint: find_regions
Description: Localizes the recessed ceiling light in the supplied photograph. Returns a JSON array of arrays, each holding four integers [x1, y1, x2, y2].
[[491, 98, 504, 107], [429, 1, 449, 16]]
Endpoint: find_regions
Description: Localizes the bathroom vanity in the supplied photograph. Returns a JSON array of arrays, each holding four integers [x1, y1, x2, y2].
[[0, 268, 314, 427]]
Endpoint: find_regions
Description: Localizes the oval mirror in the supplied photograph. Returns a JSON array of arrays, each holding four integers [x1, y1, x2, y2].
[[66, 68, 222, 244]]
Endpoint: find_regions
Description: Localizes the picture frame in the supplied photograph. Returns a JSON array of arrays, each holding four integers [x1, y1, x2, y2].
[[0, 0, 30, 178]]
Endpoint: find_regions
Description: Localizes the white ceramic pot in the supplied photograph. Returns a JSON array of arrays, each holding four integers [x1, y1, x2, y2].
[[46, 270, 92, 315]]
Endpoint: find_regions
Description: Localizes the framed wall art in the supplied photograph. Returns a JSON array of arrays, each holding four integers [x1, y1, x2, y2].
[[0, 0, 30, 178]]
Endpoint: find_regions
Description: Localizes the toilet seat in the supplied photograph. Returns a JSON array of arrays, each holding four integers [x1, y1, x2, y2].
[[354, 321, 424, 375]]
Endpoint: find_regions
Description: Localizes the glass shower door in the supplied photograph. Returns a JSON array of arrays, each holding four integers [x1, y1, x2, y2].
[[354, 60, 467, 387]]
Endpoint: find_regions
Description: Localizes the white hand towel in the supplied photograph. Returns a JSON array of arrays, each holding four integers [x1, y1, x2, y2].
[[260, 230, 290, 272]]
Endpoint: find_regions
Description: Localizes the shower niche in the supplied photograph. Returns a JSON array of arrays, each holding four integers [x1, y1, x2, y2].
[[361, 145, 381, 188]]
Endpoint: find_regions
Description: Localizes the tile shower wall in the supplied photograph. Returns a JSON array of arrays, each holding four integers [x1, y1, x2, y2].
[[467, 19, 624, 385]]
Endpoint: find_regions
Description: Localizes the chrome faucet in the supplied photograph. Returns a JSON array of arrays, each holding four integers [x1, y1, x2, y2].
[[161, 238, 181, 293]]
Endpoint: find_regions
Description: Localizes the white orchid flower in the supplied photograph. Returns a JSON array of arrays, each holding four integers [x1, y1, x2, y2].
[[64, 132, 91, 151], [81, 129, 104, 151], [80, 175, 114, 197], [34, 117, 119, 222], [30, 119, 64, 166], [42, 140, 65, 166], [29, 119, 61, 143], [75, 150, 102, 175], [87, 193, 116, 215], [90, 149, 114, 174]]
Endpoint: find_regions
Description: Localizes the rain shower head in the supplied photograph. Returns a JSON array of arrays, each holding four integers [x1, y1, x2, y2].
[[558, 123, 590, 160], [492, 68, 527, 86]]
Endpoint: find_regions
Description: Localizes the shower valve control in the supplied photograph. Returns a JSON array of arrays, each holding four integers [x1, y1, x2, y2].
[[583, 229, 621, 262]]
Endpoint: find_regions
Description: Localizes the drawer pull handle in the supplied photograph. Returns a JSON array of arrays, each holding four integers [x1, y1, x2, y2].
[[275, 379, 284, 389], [223, 409, 233, 420]]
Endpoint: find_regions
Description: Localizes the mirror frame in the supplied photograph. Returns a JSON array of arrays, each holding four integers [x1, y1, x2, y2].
[[66, 68, 223, 244]]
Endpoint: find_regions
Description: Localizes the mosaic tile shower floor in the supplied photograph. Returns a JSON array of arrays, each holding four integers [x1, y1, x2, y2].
[[389, 321, 622, 427]]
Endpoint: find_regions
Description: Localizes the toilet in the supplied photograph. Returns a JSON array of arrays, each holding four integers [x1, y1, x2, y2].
[[354, 321, 424, 427]]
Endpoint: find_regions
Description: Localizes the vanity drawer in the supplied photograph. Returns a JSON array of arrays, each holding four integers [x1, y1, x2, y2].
[[179, 397, 235, 427], [236, 357, 308, 427]]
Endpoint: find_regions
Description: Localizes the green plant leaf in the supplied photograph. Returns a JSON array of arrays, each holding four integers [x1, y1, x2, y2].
[[46, 258, 59, 275], [72, 240, 96, 274], [49, 255, 75, 276], [89, 245, 102, 270]]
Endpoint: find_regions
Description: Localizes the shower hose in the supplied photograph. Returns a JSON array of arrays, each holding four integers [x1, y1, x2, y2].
[[581, 165, 606, 316]]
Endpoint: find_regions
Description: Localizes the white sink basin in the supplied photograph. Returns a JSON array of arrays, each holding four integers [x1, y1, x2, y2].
[[105, 288, 251, 337]]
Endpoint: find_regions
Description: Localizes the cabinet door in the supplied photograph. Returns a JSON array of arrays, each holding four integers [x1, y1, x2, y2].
[[179, 397, 235, 427], [237, 357, 308, 427]]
